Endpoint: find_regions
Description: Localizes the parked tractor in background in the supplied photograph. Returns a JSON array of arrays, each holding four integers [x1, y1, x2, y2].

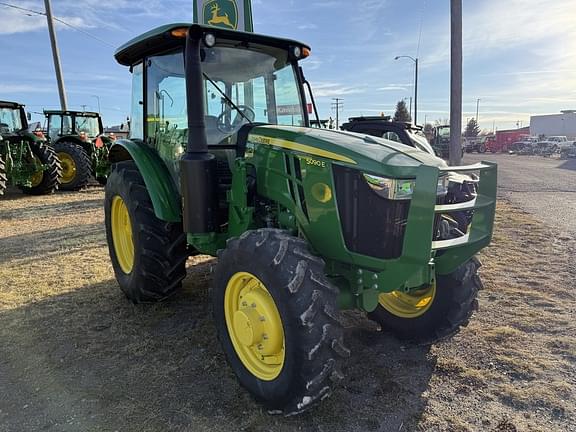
[[428, 125, 463, 159], [0, 101, 61, 196], [105, 24, 496, 414], [340, 117, 437, 156], [45, 110, 112, 190]]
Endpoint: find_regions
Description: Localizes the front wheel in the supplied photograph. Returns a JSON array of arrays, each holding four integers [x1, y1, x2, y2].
[[368, 258, 482, 343], [54, 142, 92, 191], [213, 229, 349, 414], [104, 161, 188, 303], [20, 143, 62, 195]]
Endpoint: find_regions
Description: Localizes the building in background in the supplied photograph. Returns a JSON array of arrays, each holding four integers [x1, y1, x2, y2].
[[530, 110, 576, 138]]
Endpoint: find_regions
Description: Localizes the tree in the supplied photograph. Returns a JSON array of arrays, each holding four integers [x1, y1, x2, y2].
[[393, 100, 412, 123], [465, 118, 480, 137]]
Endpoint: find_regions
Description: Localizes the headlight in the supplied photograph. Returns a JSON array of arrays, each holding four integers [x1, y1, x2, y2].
[[363, 174, 449, 200]]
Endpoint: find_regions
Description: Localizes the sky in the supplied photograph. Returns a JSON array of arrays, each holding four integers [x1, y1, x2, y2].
[[1, 0, 575, 131]]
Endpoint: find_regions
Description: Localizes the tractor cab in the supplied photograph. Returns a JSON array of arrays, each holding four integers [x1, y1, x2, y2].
[[0, 101, 31, 144], [45, 110, 103, 142], [114, 23, 310, 183]]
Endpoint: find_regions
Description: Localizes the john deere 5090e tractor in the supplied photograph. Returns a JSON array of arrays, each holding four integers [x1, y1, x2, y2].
[[105, 24, 497, 414], [45, 110, 112, 190], [0, 101, 61, 196]]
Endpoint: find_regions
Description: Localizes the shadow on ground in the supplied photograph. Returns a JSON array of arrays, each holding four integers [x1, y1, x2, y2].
[[557, 158, 576, 171], [0, 265, 435, 432]]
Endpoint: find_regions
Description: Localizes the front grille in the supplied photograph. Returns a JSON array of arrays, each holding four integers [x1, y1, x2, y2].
[[333, 165, 410, 259]]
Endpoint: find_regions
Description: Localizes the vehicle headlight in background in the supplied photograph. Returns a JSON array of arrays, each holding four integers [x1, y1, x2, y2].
[[363, 174, 449, 200]]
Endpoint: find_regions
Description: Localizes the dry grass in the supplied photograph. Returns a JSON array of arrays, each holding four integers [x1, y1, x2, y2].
[[0, 189, 575, 432]]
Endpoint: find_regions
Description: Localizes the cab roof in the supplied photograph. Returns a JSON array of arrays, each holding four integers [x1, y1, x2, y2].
[[44, 110, 100, 117], [114, 23, 311, 66], [0, 100, 24, 109]]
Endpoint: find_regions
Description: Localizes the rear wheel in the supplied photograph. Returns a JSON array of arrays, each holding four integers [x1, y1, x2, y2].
[[478, 143, 486, 153], [0, 154, 7, 195], [54, 142, 91, 191], [104, 161, 188, 303], [20, 143, 62, 195], [368, 258, 482, 343], [213, 229, 349, 414]]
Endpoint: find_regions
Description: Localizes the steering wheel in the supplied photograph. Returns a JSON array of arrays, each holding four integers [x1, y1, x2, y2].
[[216, 105, 255, 134]]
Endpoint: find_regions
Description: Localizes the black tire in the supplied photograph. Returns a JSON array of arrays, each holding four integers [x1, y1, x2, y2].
[[478, 143, 487, 153], [20, 143, 62, 196], [54, 142, 92, 191], [104, 161, 188, 303], [368, 257, 482, 344], [0, 154, 7, 195], [213, 229, 349, 414]]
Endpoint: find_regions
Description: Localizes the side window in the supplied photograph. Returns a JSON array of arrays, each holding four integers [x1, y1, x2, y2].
[[145, 51, 187, 188], [130, 63, 144, 140], [383, 131, 401, 143], [48, 115, 60, 141]]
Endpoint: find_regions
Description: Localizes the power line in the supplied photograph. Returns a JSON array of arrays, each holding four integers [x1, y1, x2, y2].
[[416, 0, 428, 58], [0, 2, 115, 48]]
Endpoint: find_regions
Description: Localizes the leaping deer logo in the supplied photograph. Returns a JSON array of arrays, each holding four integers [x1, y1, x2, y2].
[[208, 3, 235, 29]]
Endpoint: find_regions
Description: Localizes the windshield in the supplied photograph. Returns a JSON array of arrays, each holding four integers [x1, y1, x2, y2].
[[438, 127, 450, 137], [75, 116, 100, 137], [0, 108, 23, 134], [146, 45, 305, 150]]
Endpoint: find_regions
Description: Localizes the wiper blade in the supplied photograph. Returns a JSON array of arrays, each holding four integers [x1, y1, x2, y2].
[[202, 72, 252, 124]]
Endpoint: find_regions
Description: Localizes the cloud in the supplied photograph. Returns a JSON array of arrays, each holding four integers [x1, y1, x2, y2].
[[311, 82, 366, 98], [0, 83, 53, 93], [378, 84, 412, 91], [0, 2, 93, 35]]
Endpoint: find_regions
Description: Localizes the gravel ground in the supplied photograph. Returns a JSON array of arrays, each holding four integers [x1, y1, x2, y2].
[[464, 153, 576, 235], [0, 157, 575, 432]]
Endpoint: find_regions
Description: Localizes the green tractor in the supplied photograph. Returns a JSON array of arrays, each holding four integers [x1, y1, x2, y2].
[[105, 24, 497, 414], [0, 101, 61, 196], [45, 110, 112, 190]]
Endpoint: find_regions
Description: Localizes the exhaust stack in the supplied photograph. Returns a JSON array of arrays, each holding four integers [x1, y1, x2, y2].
[[180, 26, 217, 234]]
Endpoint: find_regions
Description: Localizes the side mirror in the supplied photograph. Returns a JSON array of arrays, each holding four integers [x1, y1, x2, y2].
[[27, 112, 32, 121]]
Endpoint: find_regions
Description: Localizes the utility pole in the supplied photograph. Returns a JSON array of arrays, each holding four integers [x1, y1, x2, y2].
[[449, 0, 462, 166], [92, 95, 101, 114], [409, 97, 413, 121], [394, 55, 419, 124], [414, 58, 418, 125], [476, 98, 480, 124], [331, 98, 344, 129], [44, 0, 68, 111]]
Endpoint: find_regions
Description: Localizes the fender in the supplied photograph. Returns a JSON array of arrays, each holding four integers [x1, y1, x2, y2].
[[109, 139, 181, 223]]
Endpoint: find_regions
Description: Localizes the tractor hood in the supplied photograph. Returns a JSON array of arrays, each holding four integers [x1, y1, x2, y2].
[[248, 125, 447, 178]]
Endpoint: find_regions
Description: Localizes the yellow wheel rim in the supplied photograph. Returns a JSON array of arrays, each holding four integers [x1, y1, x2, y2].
[[224, 272, 285, 381], [379, 282, 436, 318], [111, 196, 134, 274], [29, 156, 44, 187], [58, 152, 77, 184]]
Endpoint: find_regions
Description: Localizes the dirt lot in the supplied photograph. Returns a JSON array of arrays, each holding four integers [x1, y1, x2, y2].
[[0, 176, 575, 431]]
